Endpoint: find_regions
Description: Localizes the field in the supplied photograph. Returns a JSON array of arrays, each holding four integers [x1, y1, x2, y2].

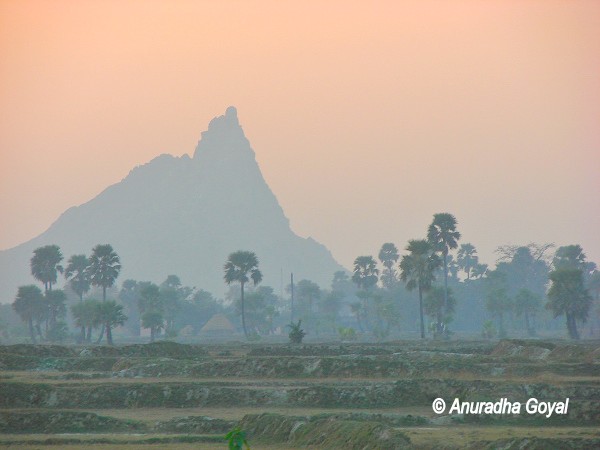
[[1, 339, 599, 449]]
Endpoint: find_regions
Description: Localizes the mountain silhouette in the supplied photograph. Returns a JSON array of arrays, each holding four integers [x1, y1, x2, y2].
[[0, 107, 345, 300]]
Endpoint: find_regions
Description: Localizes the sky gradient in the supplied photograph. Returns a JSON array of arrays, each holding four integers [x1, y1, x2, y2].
[[1, 0, 599, 271]]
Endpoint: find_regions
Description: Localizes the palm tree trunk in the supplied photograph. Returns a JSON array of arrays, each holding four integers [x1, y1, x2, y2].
[[150, 327, 155, 343], [106, 322, 113, 345], [443, 253, 449, 312], [567, 313, 579, 340], [290, 273, 294, 324], [29, 318, 36, 344], [418, 285, 425, 339], [525, 311, 533, 336], [241, 281, 248, 338]]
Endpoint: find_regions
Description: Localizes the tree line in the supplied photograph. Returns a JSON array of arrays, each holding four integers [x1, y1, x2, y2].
[[9, 213, 600, 344]]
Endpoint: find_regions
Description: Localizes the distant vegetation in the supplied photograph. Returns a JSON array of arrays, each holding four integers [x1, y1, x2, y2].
[[4, 213, 599, 344]]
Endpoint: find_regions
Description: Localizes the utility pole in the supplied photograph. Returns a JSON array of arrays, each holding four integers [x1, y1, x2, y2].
[[290, 272, 295, 323]]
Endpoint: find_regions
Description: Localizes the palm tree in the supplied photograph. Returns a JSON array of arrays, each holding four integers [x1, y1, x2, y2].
[[547, 268, 592, 340], [427, 213, 461, 313], [30, 245, 64, 293], [378, 243, 399, 288], [223, 251, 262, 338], [13, 285, 45, 343], [399, 239, 441, 339], [96, 300, 127, 345], [456, 243, 477, 280], [352, 256, 379, 290], [87, 244, 121, 302], [142, 310, 164, 342], [352, 255, 379, 332], [64, 254, 91, 301], [71, 299, 100, 343], [138, 283, 164, 342]]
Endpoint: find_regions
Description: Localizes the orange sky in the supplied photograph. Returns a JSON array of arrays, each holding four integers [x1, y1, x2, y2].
[[1, 0, 599, 270]]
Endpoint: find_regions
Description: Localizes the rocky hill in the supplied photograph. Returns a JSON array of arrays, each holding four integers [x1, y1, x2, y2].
[[0, 107, 345, 299]]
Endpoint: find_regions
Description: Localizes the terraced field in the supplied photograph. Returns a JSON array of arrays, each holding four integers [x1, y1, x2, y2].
[[1, 340, 599, 449]]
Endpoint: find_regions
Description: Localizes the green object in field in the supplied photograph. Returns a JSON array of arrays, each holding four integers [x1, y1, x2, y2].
[[225, 426, 250, 449], [287, 319, 306, 344]]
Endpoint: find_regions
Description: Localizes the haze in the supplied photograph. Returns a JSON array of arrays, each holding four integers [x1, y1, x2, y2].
[[1, 0, 599, 269]]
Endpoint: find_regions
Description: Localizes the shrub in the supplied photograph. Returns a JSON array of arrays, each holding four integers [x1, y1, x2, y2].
[[287, 320, 306, 344]]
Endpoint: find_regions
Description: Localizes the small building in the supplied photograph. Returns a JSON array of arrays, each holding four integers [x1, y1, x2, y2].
[[198, 313, 237, 338]]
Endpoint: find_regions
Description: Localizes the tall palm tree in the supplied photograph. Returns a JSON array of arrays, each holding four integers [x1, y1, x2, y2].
[[352, 256, 379, 290], [378, 243, 399, 288], [65, 254, 91, 301], [399, 239, 440, 339], [352, 256, 379, 332], [87, 244, 121, 302], [30, 245, 64, 293], [13, 285, 45, 343], [224, 251, 262, 338], [427, 213, 461, 312]]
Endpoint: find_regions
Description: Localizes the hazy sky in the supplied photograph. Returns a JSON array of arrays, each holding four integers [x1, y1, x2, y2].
[[1, 0, 599, 271]]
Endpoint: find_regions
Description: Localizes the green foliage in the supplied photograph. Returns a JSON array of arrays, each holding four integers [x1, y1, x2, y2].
[[424, 286, 456, 338], [352, 256, 379, 290], [87, 244, 121, 301], [427, 213, 461, 257], [400, 239, 441, 339], [71, 299, 101, 343], [160, 275, 185, 337], [456, 243, 488, 280], [96, 300, 128, 345], [287, 320, 306, 344], [46, 320, 69, 343], [378, 243, 399, 288], [482, 320, 496, 339], [294, 279, 320, 333], [142, 310, 164, 342], [225, 427, 250, 450], [236, 286, 280, 335], [64, 254, 90, 301], [224, 250, 262, 338], [13, 285, 45, 343], [30, 245, 64, 292], [338, 326, 357, 341], [553, 245, 588, 271], [45, 289, 67, 332], [513, 288, 541, 336], [547, 268, 592, 339]]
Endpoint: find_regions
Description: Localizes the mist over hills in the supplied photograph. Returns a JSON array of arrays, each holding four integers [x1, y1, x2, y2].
[[0, 107, 345, 301]]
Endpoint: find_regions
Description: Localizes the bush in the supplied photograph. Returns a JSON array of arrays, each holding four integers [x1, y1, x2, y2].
[[338, 327, 357, 341], [287, 320, 306, 344]]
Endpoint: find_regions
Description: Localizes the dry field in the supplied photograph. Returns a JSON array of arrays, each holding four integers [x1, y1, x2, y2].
[[1, 339, 599, 449]]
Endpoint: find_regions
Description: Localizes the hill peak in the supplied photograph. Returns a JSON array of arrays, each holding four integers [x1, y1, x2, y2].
[[193, 106, 247, 161]]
